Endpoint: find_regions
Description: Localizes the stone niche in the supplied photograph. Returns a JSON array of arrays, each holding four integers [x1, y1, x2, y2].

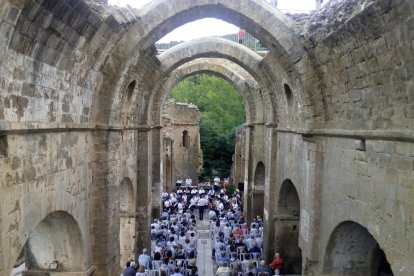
[[161, 100, 203, 192]]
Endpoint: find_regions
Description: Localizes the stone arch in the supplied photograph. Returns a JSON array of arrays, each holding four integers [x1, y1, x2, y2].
[[274, 179, 302, 274], [19, 211, 84, 272], [149, 58, 257, 125], [94, 0, 320, 127], [132, 0, 304, 64], [119, 177, 136, 268], [323, 221, 393, 276], [153, 38, 273, 123]]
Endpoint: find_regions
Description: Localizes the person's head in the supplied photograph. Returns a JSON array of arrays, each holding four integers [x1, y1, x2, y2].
[[129, 261, 136, 268], [138, 265, 145, 272], [275, 253, 280, 258], [143, 248, 147, 254], [174, 267, 180, 273], [154, 251, 161, 260], [169, 236, 174, 242], [260, 260, 265, 266], [274, 269, 280, 275]]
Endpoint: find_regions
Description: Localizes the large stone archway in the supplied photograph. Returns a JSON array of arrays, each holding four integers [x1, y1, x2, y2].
[[95, 0, 317, 128], [148, 38, 272, 125], [274, 179, 302, 274], [149, 58, 256, 208], [323, 221, 393, 276], [150, 58, 259, 125]]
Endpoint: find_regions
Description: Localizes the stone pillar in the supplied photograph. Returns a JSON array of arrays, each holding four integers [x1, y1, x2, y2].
[[243, 124, 254, 221], [151, 126, 162, 219], [263, 124, 278, 262], [135, 128, 152, 256], [301, 137, 323, 274], [90, 130, 120, 275]]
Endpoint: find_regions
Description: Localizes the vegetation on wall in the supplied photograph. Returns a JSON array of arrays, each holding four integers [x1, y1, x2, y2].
[[167, 74, 246, 180]]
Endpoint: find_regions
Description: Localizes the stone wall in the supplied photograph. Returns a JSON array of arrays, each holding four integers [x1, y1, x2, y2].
[[0, 131, 93, 272], [161, 100, 202, 192]]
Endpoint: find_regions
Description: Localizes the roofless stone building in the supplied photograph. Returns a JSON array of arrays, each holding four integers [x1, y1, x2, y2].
[[0, 0, 413, 275]]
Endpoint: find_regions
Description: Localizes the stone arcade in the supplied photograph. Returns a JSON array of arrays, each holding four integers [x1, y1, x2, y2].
[[0, 0, 413, 275]]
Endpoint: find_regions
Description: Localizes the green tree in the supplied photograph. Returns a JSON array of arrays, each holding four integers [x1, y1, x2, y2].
[[167, 74, 246, 180]]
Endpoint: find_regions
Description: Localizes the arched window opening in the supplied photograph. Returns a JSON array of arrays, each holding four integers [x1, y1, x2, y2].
[[126, 80, 136, 102], [182, 130, 189, 148], [284, 83, 293, 107], [124, 80, 136, 124]]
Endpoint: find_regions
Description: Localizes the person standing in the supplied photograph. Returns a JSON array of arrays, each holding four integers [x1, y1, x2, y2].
[[238, 28, 246, 44], [176, 177, 183, 189], [197, 194, 207, 220], [185, 176, 192, 187]]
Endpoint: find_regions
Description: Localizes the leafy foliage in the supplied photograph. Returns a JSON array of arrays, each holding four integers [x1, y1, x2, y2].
[[167, 74, 246, 180]]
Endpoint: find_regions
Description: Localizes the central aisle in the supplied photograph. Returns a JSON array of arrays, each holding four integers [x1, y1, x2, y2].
[[196, 218, 215, 276]]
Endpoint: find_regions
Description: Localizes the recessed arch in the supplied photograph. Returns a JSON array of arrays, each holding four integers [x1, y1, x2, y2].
[[254, 161, 265, 188], [274, 179, 302, 274], [149, 58, 259, 126], [21, 211, 84, 272], [119, 177, 134, 213], [249, 161, 266, 219], [324, 221, 393, 276]]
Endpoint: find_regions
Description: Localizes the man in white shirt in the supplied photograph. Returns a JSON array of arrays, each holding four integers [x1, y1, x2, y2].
[[185, 176, 192, 187], [197, 194, 208, 220]]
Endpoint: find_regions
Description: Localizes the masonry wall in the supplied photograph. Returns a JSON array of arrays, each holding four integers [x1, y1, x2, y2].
[[0, 131, 93, 273], [161, 100, 202, 192]]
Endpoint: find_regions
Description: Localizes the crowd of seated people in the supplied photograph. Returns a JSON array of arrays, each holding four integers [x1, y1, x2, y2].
[[123, 180, 284, 276], [123, 194, 200, 276]]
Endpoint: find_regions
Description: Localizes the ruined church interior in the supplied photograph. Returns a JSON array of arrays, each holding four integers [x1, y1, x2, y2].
[[0, 0, 413, 275]]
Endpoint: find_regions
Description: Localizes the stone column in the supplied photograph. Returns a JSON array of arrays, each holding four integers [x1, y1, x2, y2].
[[300, 136, 322, 274], [263, 124, 278, 262], [135, 127, 152, 256], [151, 126, 162, 219], [243, 124, 254, 221], [90, 130, 120, 275]]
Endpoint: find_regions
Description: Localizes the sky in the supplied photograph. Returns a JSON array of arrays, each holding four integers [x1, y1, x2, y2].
[[108, 0, 323, 43]]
